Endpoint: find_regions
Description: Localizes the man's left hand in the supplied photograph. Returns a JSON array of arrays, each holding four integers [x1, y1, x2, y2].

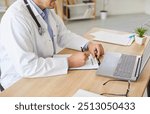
[[88, 42, 104, 58]]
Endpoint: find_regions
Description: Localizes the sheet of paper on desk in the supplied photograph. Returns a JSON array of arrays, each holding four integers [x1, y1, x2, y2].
[[53, 54, 99, 70], [73, 89, 104, 97], [90, 31, 135, 46]]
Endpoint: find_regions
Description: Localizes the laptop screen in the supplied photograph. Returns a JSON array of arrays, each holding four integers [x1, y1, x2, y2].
[[140, 40, 150, 73]]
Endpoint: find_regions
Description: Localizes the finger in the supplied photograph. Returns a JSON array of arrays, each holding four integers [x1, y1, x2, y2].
[[96, 45, 104, 58], [96, 48, 100, 58], [99, 44, 104, 56], [84, 51, 90, 57], [93, 47, 99, 58]]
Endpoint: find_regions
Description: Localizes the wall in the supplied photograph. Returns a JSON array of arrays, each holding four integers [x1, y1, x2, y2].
[[145, 0, 150, 15], [96, 0, 145, 15], [2, 0, 149, 16]]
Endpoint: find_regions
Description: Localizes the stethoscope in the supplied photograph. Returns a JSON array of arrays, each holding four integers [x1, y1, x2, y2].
[[24, 0, 44, 35]]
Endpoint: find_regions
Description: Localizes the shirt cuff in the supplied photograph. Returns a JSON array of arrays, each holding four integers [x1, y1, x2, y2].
[[82, 42, 89, 51]]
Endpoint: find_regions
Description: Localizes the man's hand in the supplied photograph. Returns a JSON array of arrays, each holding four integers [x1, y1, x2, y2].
[[68, 52, 89, 68], [88, 42, 104, 58]]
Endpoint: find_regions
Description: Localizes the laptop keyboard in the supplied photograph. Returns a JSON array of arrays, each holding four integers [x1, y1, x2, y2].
[[113, 54, 137, 78]]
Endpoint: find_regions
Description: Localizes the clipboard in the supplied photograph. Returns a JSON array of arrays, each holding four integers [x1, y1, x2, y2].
[[90, 31, 135, 46], [53, 54, 99, 70]]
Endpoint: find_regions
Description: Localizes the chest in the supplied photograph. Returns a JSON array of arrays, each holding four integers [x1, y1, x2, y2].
[[28, 13, 59, 57]]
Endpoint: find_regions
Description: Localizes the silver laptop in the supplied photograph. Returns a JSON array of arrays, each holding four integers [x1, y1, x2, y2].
[[96, 40, 150, 81]]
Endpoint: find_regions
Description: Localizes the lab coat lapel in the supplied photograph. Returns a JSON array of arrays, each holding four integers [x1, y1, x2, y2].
[[27, 0, 57, 39], [26, 0, 56, 54], [27, 0, 48, 31]]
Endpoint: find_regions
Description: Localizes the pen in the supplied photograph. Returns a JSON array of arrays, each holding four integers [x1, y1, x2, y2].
[[81, 47, 84, 52], [94, 48, 101, 66]]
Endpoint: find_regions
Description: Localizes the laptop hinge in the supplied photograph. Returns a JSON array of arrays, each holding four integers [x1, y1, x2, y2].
[[134, 57, 141, 78]]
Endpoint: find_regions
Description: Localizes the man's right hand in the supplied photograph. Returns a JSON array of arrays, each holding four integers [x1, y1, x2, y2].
[[68, 52, 89, 68]]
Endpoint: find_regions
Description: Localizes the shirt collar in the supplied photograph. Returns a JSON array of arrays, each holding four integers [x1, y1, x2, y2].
[[29, 0, 48, 19]]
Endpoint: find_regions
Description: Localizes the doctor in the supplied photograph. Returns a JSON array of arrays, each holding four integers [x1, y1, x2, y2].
[[0, 0, 104, 91]]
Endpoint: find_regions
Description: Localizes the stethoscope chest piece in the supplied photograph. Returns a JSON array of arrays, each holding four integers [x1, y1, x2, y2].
[[38, 27, 44, 36]]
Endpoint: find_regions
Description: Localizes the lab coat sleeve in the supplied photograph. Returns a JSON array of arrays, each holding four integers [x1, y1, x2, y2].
[[53, 11, 89, 51], [1, 14, 68, 78]]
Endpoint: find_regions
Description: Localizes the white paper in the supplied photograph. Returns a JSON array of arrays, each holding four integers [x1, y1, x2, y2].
[[73, 89, 104, 97], [53, 54, 99, 70], [90, 31, 135, 46]]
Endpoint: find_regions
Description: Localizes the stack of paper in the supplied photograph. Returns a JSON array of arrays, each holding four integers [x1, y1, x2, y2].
[[90, 31, 135, 46], [73, 89, 104, 97]]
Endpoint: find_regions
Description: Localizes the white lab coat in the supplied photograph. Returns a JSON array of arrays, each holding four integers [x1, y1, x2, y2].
[[0, 0, 88, 89]]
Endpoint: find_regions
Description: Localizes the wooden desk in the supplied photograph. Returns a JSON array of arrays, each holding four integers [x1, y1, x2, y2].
[[0, 28, 150, 97]]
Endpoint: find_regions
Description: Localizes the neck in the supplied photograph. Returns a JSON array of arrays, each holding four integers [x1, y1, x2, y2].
[[33, 0, 45, 10]]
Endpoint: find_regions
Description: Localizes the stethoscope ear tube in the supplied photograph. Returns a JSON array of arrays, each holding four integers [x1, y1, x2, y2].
[[24, 0, 43, 35]]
